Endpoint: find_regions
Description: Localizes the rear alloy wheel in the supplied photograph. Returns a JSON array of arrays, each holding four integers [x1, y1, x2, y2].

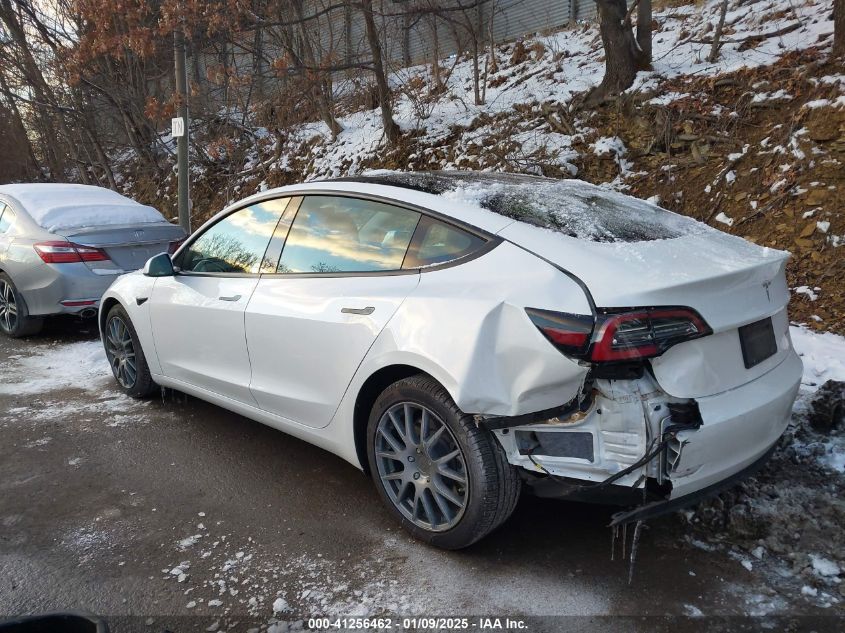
[[0, 273, 43, 338], [367, 374, 521, 549], [375, 402, 469, 532], [104, 304, 156, 398]]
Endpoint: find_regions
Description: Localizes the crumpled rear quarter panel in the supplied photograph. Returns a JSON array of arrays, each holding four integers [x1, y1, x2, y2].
[[382, 241, 592, 417]]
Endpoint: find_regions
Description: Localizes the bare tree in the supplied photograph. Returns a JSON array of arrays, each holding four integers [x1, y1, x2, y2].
[[709, 0, 729, 63], [835, 0, 845, 57], [637, 0, 651, 63], [588, 0, 650, 104], [360, 0, 401, 145]]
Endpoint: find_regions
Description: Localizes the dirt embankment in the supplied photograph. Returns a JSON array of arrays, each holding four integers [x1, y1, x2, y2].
[[583, 48, 844, 334], [127, 45, 843, 335]]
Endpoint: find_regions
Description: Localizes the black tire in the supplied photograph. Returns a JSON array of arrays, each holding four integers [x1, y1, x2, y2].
[[103, 304, 157, 398], [366, 374, 521, 549], [0, 272, 43, 338]]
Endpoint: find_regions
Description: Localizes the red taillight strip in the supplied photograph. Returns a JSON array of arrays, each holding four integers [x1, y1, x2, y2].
[[525, 308, 594, 356], [527, 306, 712, 363], [590, 308, 711, 362], [34, 241, 109, 264]]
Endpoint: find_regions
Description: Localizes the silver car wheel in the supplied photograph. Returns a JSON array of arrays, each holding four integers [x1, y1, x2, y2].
[[0, 279, 18, 333], [375, 402, 469, 532], [105, 315, 137, 388]]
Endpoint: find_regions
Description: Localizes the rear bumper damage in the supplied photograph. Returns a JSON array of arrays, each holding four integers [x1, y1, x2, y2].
[[487, 348, 802, 522]]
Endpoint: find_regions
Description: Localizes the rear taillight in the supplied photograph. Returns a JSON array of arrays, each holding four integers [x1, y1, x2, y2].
[[34, 241, 109, 264], [527, 306, 711, 363], [168, 238, 185, 255], [525, 308, 594, 357], [590, 308, 711, 361]]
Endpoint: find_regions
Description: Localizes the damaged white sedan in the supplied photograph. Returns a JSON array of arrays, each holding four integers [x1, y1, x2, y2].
[[100, 171, 802, 549]]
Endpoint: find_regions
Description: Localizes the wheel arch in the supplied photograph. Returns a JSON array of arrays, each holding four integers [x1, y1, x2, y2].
[[99, 296, 121, 335], [352, 364, 445, 474]]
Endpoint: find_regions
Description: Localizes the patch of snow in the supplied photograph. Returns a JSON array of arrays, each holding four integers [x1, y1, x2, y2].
[[790, 326, 845, 387], [809, 555, 841, 578], [794, 286, 818, 301], [0, 341, 114, 396], [178, 535, 203, 550], [715, 212, 734, 226]]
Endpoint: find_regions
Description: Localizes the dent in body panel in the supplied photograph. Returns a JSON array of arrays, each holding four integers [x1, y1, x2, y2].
[[381, 241, 592, 417]]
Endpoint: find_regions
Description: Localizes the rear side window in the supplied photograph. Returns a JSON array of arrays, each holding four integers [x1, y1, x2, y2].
[[178, 198, 288, 274], [404, 217, 485, 268], [277, 196, 420, 273], [0, 205, 14, 233]]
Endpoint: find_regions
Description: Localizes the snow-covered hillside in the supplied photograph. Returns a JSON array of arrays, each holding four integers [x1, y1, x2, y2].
[[131, 0, 845, 333]]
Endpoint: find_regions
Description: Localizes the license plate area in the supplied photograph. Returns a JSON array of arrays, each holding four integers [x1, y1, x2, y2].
[[738, 317, 777, 369]]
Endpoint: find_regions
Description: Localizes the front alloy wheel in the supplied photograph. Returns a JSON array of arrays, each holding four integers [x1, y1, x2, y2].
[[375, 402, 469, 532], [105, 315, 137, 389], [367, 374, 521, 549], [103, 304, 157, 398]]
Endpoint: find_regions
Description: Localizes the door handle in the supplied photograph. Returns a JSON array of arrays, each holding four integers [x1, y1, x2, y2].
[[341, 306, 375, 315], [219, 294, 242, 302]]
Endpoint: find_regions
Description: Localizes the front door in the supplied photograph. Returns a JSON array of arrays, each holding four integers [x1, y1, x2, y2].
[[149, 197, 290, 403]]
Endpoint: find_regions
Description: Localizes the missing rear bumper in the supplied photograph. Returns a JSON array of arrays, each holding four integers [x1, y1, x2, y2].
[[608, 439, 778, 527]]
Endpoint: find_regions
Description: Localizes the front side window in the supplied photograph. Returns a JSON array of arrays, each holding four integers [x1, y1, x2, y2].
[[178, 198, 289, 274], [0, 205, 14, 233], [277, 196, 420, 274], [404, 217, 485, 268]]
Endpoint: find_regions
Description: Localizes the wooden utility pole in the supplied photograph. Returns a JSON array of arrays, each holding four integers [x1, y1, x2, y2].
[[174, 25, 191, 233]]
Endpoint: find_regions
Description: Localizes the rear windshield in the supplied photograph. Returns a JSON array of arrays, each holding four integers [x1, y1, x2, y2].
[[337, 172, 705, 243]]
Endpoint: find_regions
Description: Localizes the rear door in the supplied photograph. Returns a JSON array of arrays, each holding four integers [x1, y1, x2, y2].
[[149, 197, 290, 403], [245, 195, 423, 428]]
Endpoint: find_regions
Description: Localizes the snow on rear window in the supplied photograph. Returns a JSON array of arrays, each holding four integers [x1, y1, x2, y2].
[[348, 172, 706, 243], [0, 183, 166, 232]]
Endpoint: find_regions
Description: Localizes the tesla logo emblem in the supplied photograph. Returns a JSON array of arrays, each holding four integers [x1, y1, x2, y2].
[[133, 230, 144, 240], [762, 280, 772, 301]]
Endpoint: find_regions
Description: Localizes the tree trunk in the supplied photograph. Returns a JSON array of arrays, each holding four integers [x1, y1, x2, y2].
[[0, 72, 41, 176], [709, 0, 729, 63], [289, 1, 343, 138], [637, 0, 652, 63], [361, 0, 401, 145], [835, 0, 845, 57], [589, 0, 649, 104]]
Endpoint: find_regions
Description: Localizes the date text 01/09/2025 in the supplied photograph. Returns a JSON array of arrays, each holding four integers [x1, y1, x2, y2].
[[306, 617, 528, 630]]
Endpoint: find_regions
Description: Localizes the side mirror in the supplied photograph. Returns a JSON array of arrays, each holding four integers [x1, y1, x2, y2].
[[143, 252, 175, 277]]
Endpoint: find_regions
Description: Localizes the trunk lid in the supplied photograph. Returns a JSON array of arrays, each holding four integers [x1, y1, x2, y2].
[[500, 222, 793, 397], [58, 223, 185, 273]]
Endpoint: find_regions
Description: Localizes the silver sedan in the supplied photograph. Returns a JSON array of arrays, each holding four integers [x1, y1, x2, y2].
[[0, 183, 185, 337]]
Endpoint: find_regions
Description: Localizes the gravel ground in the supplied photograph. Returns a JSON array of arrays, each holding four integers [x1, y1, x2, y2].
[[0, 318, 842, 633]]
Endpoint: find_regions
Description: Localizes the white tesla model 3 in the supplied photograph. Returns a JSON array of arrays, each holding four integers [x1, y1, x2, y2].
[[100, 172, 802, 549]]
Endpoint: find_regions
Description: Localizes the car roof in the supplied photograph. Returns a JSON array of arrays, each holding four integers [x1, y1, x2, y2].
[[229, 175, 517, 236], [246, 171, 707, 243]]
